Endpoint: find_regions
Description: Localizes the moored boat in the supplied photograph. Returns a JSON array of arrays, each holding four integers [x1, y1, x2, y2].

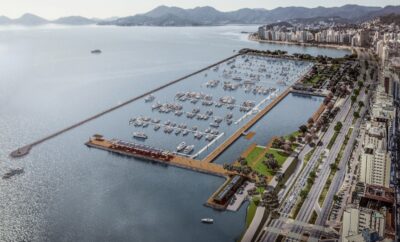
[[133, 132, 148, 139], [176, 142, 187, 152]]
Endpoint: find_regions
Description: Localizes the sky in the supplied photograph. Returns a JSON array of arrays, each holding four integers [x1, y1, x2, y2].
[[2, 0, 399, 19]]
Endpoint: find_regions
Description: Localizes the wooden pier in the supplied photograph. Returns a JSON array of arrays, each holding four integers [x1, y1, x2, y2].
[[86, 136, 232, 178]]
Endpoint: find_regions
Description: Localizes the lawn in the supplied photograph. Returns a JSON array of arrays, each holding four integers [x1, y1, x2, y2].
[[267, 149, 289, 165], [245, 146, 264, 166], [252, 148, 289, 176], [246, 199, 259, 228], [304, 74, 322, 86], [327, 131, 339, 150]]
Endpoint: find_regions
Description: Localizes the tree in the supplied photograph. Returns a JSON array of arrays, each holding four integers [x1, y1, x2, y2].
[[305, 134, 313, 144], [300, 190, 308, 199], [330, 163, 338, 171], [358, 101, 364, 107], [334, 122, 343, 132], [239, 157, 247, 166], [333, 195, 340, 203], [327, 102, 334, 111], [351, 95, 357, 104], [299, 125, 308, 134], [264, 158, 280, 172], [307, 118, 315, 126], [282, 143, 292, 153], [353, 111, 360, 119], [288, 135, 296, 143]]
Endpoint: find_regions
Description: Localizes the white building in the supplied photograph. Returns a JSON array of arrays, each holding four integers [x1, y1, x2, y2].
[[342, 206, 387, 242]]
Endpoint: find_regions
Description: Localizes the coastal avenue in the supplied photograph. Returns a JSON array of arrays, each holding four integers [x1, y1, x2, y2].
[[287, 51, 371, 241], [260, 94, 353, 242], [259, 49, 370, 242]]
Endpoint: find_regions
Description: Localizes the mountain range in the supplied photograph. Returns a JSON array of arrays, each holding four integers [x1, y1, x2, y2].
[[1, 5, 400, 26], [0, 13, 100, 25], [102, 5, 400, 26]]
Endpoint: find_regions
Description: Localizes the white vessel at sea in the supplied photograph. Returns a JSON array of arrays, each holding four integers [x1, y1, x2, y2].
[[132, 132, 148, 139], [201, 218, 214, 224]]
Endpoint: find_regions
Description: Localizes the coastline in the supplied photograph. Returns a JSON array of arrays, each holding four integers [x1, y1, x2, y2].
[[248, 34, 354, 52]]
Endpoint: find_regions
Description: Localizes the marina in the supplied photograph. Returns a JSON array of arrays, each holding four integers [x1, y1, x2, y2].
[[117, 52, 313, 162], [84, 51, 316, 210]]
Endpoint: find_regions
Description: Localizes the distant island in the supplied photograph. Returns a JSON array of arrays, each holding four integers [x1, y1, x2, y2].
[[0, 4, 399, 26]]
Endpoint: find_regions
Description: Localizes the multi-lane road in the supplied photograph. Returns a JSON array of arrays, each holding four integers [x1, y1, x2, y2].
[[261, 94, 353, 242], [258, 50, 372, 242]]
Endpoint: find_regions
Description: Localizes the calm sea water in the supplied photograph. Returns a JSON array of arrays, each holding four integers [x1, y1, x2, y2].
[[0, 25, 349, 242]]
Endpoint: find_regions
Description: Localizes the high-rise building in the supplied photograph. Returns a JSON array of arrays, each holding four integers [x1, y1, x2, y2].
[[359, 122, 391, 188], [359, 30, 370, 47]]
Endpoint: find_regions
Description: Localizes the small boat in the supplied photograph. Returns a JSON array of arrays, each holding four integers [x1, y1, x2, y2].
[[133, 132, 148, 139], [210, 122, 219, 128], [175, 129, 182, 135], [205, 134, 215, 142], [176, 142, 187, 152], [154, 125, 161, 131], [183, 145, 195, 154], [2, 168, 24, 179], [214, 117, 223, 123], [194, 132, 203, 140], [175, 110, 183, 116], [152, 103, 162, 110], [182, 130, 189, 136], [142, 116, 151, 122], [145, 94, 155, 102], [201, 218, 214, 224], [91, 49, 102, 54]]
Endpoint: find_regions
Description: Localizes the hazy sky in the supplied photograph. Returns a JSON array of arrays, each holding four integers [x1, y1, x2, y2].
[[2, 0, 399, 19]]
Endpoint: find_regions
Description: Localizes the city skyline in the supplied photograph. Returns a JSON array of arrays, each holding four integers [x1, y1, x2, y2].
[[1, 0, 399, 19]]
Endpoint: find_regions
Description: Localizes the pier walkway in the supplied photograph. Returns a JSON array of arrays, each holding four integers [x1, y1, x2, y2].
[[201, 88, 291, 163]]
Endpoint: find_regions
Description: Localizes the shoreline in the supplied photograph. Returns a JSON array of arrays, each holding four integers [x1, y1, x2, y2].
[[248, 34, 354, 52]]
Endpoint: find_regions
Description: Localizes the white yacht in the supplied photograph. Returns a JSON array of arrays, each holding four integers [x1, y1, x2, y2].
[[133, 132, 148, 139], [183, 145, 194, 154], [176, 142, 187, 152]]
